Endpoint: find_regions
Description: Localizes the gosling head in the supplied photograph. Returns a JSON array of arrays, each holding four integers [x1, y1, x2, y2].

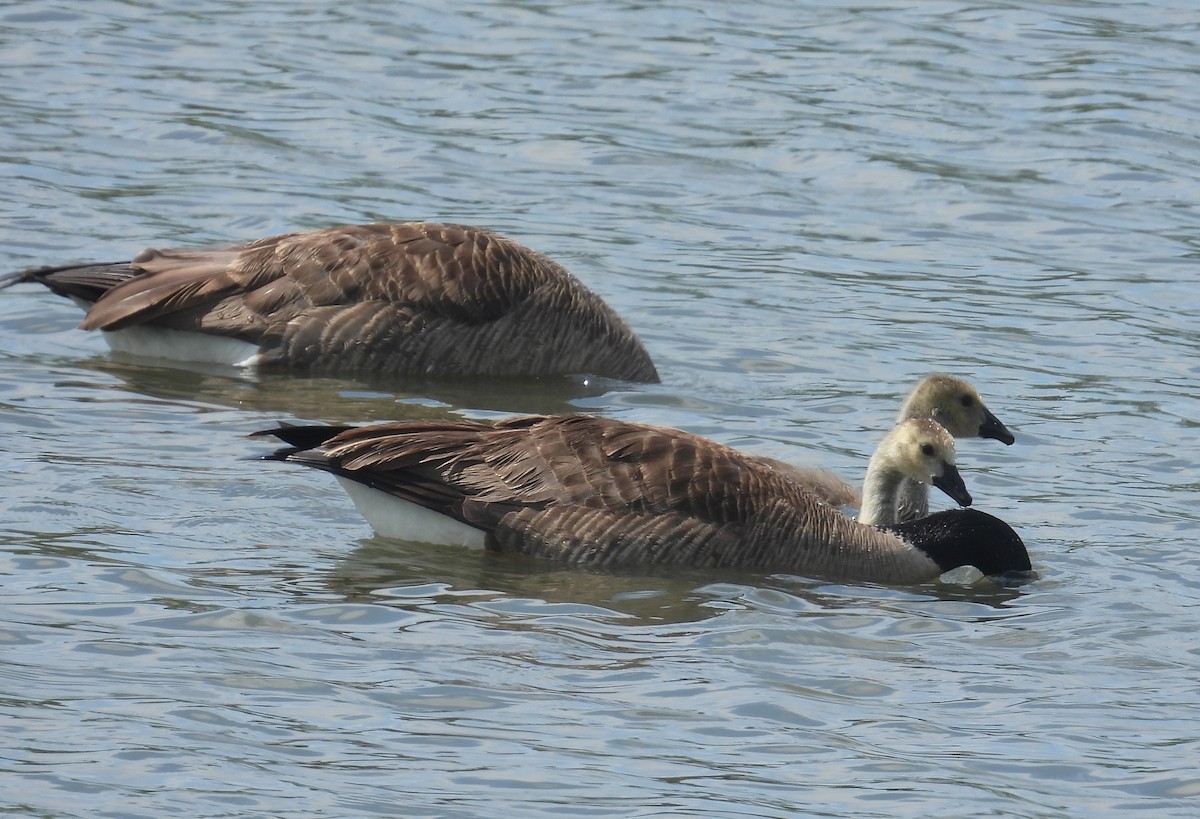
[[899, 374, 1015, 445], [881, 418, 972, 508]]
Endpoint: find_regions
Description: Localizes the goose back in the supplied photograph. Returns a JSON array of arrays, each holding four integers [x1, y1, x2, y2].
[[1, 222, 659, 382], [743, 456, 860, 508]]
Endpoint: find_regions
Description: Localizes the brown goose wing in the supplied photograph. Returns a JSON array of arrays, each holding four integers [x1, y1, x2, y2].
[[80, 223, 535, 332], [314, 414, 782, 515], [484, 505, 751, 568], [75, 223, 656, 380], [79, 246, 251, 332], [287, 414, 816, 566]]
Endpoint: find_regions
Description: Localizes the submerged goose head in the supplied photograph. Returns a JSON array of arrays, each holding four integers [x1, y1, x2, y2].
[[886, 509, 1035, 586], [858, 418, 969, 527], [254, 414, 1034, 586], [899, 374, 1014, 445]]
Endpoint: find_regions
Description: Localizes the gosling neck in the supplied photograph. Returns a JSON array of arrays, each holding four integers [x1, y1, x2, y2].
[[857, 453, 906, 527]]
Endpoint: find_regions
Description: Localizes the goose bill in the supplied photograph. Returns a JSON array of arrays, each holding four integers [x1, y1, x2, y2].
[[931, 462, 973, 507], [978, 408, 1015, 445]]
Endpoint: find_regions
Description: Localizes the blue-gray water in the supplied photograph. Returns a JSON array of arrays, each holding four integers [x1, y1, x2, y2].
[[2, 1, 1198, 816]]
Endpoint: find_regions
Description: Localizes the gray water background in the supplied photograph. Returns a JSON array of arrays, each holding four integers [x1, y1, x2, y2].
[[1, 1, 1198, 816]]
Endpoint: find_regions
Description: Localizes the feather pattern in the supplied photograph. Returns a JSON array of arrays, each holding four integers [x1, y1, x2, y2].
[[1, 222, 659, 382], [256, 414, 1033, 583]]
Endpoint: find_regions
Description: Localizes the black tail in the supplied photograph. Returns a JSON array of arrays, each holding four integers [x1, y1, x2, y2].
[[249, 423, 356, 458], [0, 262, 136, 302], [0, 267, 56, 292]]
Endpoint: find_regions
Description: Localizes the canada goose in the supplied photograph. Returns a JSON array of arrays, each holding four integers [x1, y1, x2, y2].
[[0, 222, 659, 383], [894, 375, 1014, 521], [254, 414, 1034, 584]]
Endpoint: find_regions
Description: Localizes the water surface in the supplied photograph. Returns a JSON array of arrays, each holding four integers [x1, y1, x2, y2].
[[2, 1, 1199, 816]]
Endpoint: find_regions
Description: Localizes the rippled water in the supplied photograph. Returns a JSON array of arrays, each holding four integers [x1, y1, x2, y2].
[[3, 1, 1199, 816]]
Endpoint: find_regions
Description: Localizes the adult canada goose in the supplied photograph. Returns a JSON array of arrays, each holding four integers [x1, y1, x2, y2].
[[254, 414, 1034, 585], [894, 375, 1014, 521], [0, 222, 659, 383]]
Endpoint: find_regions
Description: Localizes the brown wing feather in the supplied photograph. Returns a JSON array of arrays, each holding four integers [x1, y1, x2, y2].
[[61, 222, 657, 380], [82, 224, 550, 332], [312, 415, 810, 529], [79, 247, 246, 331], [0, 262, 139, 302], [302, 414, 859, 570]]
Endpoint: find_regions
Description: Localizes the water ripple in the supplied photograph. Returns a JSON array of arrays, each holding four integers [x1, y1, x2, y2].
[[3, 1, 1200, 816]]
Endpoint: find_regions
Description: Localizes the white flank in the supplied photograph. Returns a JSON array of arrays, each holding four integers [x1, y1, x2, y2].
[[102, 326, 262, 367], [336, 477, 488, 549]]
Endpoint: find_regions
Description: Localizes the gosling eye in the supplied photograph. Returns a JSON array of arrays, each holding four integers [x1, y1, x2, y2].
[[921, 443, 935, 457], [960, 394, 974, 407]]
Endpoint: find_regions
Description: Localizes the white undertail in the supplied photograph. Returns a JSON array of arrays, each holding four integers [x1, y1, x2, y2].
[[336, 477, 487, 549]]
